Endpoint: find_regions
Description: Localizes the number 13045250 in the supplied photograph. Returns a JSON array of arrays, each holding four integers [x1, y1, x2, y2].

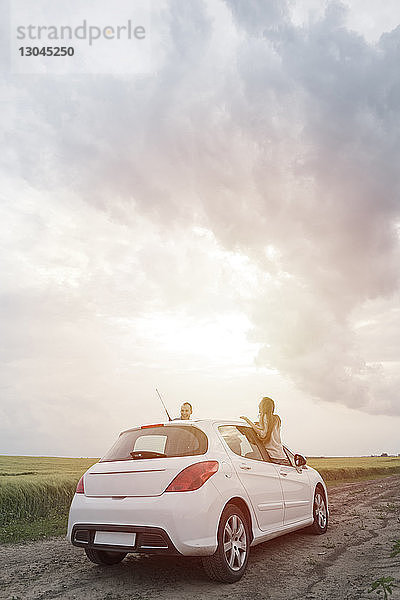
[[19, 46, 75, 57]]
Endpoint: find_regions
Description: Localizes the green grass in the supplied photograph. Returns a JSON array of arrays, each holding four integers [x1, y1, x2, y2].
[[0, 456, 98, 544], [0, 512, 68, 544], [1, 455, 399, 544]]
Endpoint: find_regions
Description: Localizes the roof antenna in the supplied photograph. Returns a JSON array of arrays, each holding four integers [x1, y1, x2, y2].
[[156, 388, 172, 421]]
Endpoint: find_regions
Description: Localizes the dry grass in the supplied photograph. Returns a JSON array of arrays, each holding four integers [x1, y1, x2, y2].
[[307, 456, 400, 483]]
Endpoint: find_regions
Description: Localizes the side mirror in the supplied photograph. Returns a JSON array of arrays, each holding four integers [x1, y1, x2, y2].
[[294, 453, 307, 467]]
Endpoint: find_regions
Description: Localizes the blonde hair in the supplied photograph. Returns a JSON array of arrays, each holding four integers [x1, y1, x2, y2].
[[259, 397, 281, 442]]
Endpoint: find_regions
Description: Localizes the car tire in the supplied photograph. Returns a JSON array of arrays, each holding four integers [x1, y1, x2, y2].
[[309, 486, 328, 535], [84, 548, 127, 565], [202, 503, 250, 583]]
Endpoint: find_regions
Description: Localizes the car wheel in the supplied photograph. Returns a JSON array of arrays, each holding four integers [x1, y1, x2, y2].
[[84, 548, 127, 565], [310, 487, 328, 534], [202, 504, 250, 583]]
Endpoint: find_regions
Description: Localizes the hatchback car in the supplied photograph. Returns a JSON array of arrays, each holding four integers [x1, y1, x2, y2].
[[67, 419, 328, 582]]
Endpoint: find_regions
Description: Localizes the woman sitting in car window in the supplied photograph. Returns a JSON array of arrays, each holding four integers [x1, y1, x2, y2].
[[241, 397, 289, 465]]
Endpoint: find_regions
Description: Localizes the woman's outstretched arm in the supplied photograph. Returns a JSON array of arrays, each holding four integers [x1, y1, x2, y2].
[[240, 416, 266, 438]]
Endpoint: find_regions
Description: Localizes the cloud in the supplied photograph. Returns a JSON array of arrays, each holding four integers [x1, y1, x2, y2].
[[1, 0, 400, 449]]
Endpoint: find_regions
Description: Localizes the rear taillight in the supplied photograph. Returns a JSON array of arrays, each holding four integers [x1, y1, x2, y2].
[[76, 475, 85, 494], [165, 461, 219, 492]]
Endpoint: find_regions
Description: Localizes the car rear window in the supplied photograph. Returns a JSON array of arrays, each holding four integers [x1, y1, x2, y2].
[[100, 425, 208, 462]]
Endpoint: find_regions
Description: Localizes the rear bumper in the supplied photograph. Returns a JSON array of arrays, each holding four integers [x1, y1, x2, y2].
[[67, 482, 223, 556], [71, 523, 180, 555]]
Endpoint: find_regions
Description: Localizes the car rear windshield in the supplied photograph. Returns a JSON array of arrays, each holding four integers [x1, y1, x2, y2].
[[100, 425, 208, 462]]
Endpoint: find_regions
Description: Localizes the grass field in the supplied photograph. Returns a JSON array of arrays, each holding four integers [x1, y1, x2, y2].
[[0, 456, 97, 544], [307, 456, 400, 486], [1, 455, 399, 544]]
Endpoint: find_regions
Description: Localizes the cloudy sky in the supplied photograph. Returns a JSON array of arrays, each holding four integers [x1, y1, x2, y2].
[[1, 0, 400, 457]]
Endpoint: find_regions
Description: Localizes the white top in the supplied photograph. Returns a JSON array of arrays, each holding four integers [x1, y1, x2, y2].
[[258, 414, 286, 460]]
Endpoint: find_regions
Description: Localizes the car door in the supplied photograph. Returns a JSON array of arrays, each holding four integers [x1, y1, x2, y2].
[[277, 449, 312, 525], [218, 425, 284, 533]]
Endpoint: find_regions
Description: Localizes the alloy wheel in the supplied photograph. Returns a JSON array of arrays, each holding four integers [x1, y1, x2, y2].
[[223, 514, 247, 571], [314, 492, 327, 529]]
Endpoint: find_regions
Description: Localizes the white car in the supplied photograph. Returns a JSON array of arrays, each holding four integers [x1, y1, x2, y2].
[[67, 419, 328, 583]]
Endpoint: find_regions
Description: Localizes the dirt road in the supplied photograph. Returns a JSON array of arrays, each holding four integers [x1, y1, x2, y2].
[[1, 476, 399, 600]]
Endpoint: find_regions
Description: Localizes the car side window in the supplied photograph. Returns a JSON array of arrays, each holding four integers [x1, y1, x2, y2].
[[219, 425, 264, 461]]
